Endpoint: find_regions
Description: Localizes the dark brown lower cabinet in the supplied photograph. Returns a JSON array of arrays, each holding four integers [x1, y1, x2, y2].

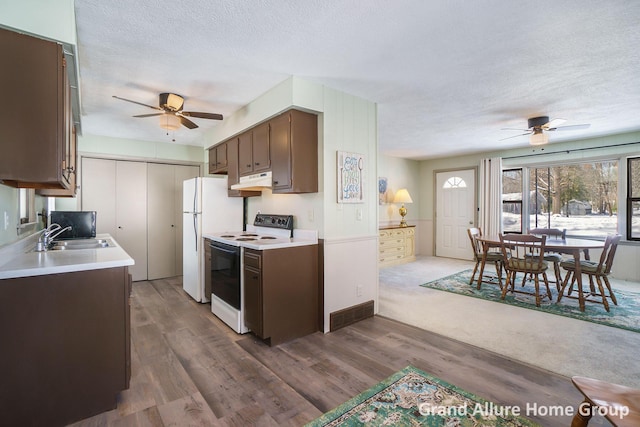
[[243, 245, 318, 345], [0, 267, 131, 427]]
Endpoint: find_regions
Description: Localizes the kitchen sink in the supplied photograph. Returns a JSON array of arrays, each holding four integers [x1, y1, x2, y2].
[[49, 238, 115, 251]]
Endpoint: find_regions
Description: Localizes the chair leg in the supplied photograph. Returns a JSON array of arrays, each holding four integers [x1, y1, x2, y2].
[[557, 271, 573, 302], [494, 261, 503, 289], [501, 271, 513, 300], [553, 262, 562, 291], [542, 272, 552, 300], [469, 261, 479, 285], [533, 275, 541, 307], [594, 276, 610, 312], [603, 276, 618, 305]]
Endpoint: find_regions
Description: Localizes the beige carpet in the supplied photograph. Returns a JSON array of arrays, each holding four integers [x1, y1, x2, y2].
[[378, 256, 640, 388]]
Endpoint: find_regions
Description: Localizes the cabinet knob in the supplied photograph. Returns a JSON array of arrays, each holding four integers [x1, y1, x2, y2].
[[246, 164, 251, 168], [273, 181, 279, 185], [118, 226, 123, 229], [255, 162, 260, 166]]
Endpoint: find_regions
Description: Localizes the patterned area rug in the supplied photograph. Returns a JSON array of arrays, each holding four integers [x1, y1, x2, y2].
[[305, 366, 538, 426], [420, 269, 640, 333]]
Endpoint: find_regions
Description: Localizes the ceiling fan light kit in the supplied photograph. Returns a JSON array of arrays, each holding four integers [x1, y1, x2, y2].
[[529, 128, 548, 146], [160, 114, 181, 131]]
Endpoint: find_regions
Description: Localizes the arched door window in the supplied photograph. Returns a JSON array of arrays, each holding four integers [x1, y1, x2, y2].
[[443, 176, 467, 189]]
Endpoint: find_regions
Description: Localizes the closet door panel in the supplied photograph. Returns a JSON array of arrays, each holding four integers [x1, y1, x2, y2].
[[115, 161, 148, 281]]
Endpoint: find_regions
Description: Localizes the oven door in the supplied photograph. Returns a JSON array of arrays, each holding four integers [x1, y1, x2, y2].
[[209, 241, 241, 310]]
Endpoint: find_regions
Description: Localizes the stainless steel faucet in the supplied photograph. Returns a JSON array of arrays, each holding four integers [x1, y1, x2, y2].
[[35, 223, 72, 252]]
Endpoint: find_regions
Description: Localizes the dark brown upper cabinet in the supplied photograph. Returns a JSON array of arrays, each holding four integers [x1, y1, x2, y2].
[[0, 27, 75, 190], [207, 108, 318, 197], [239, 122, 270, 176], [270, 109, 318, 194], [208, 140, 228, 174]]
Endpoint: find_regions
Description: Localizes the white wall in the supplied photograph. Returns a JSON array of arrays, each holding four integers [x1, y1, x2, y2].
[[202, 77, 379, 332], [0, 0, 76, 45], [79, 134, 204, 163]]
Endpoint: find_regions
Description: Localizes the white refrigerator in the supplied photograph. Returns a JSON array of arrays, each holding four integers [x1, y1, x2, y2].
[[183, 176, 243, 302]]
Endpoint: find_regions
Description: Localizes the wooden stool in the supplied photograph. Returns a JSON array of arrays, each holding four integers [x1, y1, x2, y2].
[[571, 376, 640, 426]]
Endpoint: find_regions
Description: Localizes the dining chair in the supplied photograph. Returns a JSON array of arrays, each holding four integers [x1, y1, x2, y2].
[[498, 233, 552, 307], [527, 228, 567, 289], [558, 234, 622, 312], [467, 227, 503, 289]]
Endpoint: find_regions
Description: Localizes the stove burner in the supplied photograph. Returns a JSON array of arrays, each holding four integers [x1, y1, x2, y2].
[[260, 236, 277, 240], [236, 237, 257, 241], [241, 233, 258, 237], [220, 234, 235, 238]]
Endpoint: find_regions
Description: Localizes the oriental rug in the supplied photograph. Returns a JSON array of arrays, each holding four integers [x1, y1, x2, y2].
[[420, 269, 640, 333], [305, 366, 538, 426]]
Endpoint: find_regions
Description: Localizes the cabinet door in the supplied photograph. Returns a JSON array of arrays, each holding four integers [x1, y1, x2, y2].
[[244, 265, 263, 337], [270, 113, 292, 191], [238, 130, 253, 176], [252, 122, 271, 173], [208, 147, 217, 174], [208, 143, 228, 174], [147, 163, 176, 280], [0, 28, 66, 188]]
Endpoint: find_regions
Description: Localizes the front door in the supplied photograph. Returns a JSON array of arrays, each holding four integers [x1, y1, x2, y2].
[[436, 169, 476, 260]]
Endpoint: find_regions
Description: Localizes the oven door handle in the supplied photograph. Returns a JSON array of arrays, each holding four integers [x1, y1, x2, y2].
[[211, 245, 238, 256]]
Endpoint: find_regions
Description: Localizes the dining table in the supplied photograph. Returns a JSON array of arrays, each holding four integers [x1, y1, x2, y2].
[[475, 234, 605, 311]]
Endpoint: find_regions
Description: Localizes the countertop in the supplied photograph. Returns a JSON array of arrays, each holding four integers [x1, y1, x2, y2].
[[0, 234, 135, 280]]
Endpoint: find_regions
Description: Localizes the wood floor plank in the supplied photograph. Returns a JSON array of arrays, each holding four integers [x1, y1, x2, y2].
[[69, 276, 613, 427]]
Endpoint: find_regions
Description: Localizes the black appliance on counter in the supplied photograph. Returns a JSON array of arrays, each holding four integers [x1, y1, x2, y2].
[[49, 211, 97, 239]]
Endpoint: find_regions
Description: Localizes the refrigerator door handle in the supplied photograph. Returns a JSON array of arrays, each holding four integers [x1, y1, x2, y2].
[[193, 178, 198, 213], [193, 213, 198, 252]]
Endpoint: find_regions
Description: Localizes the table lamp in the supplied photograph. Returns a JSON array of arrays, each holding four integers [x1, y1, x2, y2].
[[393, 188, 413, 227]]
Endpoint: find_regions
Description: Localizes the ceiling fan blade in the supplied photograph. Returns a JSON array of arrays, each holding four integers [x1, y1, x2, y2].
[[178, 115, 199, 129], [499, 132, 532, 141], [133, 113, 164, 118], [543, 118, 567, 129], [181, 111, 224, 120], [547, 124, 591, 131], [112, 95, 162, 111]]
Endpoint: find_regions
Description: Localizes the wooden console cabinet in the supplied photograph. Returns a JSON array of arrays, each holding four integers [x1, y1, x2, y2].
[[243, 245, 318, 345], [379, 226, 416, 267], [0, 267, 131, 426]]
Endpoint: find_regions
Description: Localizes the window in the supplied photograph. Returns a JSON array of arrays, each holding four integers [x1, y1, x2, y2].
[[502, 160, 618, 238], [502, 168, 523, 233], [629, 157, 640, 240], [443, 176, 467, 188]]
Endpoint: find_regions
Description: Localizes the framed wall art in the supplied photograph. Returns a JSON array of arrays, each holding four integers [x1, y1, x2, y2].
[[337, 151, 365, 203]]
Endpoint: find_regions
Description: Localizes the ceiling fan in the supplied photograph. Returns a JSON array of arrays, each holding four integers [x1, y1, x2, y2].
[[501, 116, 591, 145], [112, 93, 223, 130]]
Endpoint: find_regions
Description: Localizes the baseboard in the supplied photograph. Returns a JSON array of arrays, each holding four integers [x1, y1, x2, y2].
[[329, 300, 374, 332]]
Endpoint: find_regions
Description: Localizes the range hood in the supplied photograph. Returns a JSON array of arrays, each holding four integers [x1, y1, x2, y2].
[[230, 171, 272, 191]]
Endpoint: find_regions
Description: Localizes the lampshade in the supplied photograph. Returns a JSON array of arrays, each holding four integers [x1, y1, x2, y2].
[[393, 188, 413, 204], [529, 129, 548, 146], [160, 114, 181, 131]]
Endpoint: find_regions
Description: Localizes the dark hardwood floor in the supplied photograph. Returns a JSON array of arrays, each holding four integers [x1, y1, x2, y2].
[[71, 276, 610, 426]]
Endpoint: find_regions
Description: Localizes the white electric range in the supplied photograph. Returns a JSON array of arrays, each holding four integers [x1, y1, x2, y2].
[[202, 214, 318, 333]]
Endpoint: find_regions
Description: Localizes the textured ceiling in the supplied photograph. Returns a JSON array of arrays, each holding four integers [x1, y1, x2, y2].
[[74, 0, 640, 160]]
